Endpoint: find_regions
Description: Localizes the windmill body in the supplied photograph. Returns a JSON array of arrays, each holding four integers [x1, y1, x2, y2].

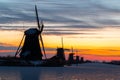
[[15, 5, 45, 60], [20, 28, 43, 60], [56, 48, 65, 61]]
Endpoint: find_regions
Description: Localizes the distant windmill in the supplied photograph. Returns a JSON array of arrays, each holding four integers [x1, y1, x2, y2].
[[15, 5, 47, 60], [68, 47, 75, 64]]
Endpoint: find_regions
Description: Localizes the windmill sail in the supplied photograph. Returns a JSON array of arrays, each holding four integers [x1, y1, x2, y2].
[[15, 35, 25, 57], [19, 5, 45, 60], [35, 5, 47, 59], [35, 5, 41, 30]]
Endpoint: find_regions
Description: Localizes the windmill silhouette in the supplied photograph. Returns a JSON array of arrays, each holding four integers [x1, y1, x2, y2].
[[13, 5, 65, 67], [15, 5, 47, 60]]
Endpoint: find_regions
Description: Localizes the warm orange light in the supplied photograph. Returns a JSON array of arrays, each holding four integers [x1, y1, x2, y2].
[[0, 50, 15, 53], [0, 30, 24, 46], [0, 27, 120, 61]]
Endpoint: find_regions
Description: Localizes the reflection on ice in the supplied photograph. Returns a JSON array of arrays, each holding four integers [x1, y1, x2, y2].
[[0, 63, 119, 80]]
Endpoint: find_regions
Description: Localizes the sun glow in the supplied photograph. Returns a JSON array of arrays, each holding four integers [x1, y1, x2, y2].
[[1, 27, 120, 49], [0, 30, 23, 46]]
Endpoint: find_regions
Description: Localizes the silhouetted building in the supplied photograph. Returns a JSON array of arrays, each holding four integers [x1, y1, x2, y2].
[[56, 48, 65, 61], [20, 28, 43, 60], [75, 56, 80, 64], [110, 61, 120, 65], [68, 53, 74, 64], [80, 57, 84, 63]]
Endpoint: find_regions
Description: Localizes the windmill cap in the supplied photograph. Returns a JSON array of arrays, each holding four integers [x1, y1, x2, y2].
[[25, 28, 40, 35]]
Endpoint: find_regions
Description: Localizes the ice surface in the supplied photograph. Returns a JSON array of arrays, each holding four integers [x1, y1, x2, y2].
[[0, 63, 119, 80]]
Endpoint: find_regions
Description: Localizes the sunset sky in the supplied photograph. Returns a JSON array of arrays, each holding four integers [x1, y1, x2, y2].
[[0, 0, 120, 61]]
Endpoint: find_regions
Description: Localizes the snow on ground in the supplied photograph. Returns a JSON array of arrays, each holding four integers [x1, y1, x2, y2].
[[0, 63, 119, 80]]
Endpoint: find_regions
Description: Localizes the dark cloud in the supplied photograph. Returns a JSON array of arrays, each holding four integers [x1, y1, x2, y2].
[[82, 53, 120, 57], [0, 43, 17, 56], [0, 0, 120, 35], [44, 31, 80, 36], [94, 19, 120, 26], [0, 43, 17, 50]]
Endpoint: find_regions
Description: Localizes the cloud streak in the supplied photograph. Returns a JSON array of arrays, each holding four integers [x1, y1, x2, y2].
[[0, 0, 120, 28]]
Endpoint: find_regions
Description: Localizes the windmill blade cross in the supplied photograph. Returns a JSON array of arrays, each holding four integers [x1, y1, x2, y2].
[[15, 35, 25, 57], [39, 34, 47, 59], [40, 20, 44, 32], [35, 5, 47, 59]]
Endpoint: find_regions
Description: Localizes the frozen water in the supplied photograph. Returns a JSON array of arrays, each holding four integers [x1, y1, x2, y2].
[[0, 63, 119, 80]]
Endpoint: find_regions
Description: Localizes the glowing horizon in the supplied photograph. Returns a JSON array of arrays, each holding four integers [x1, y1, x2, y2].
[[0, 28, 120, 61]]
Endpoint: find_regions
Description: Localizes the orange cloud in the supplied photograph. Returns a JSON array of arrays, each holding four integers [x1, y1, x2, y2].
[[0, 50, 15, 53]]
